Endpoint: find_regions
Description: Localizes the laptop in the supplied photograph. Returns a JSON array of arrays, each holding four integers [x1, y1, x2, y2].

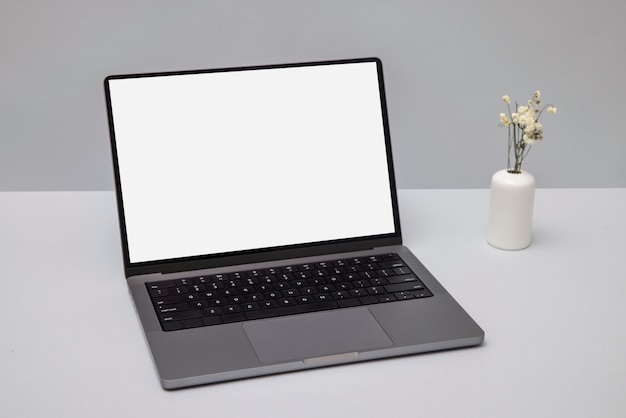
[[104, 57, 484, 389]]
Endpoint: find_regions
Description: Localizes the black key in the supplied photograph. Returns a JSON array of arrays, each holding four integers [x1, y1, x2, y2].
[[174, 278, 193, 286], [247, 294, 264, 303], [318, 284, 335, 293], [162, 321, 183, 331], [203, 307, 222, 316], [360, 270, 378, 280], [315, 261, 332, 269], [364, 263, 380, 271], [183, 318, 204, 328], [211, 273, 227, 281], [308, 277, 324, 286], [202, 290, 219, 299], [190, 283, 206, 293], [183, 292, 201, 301], [378, 294, 397, 303], [247, 269, 265, 278], [202, 316, 223, 326], [266, 267, 282, 275], [229, 271, 246, 280], [314, 293, 332, 302], [242, 302, 260, 311], [277, 297, 297, 307], [172, 286, 190, 295], [384, 282, 425, 293], [379, 260, 406, 269], [276, 273, 293, 282], [159, 310, 202, 322], [194, 276, 209, 284], [265, 291, 281, 300], [220, 288, 238, 298], [345, 265, 362, 273], [239, 286, 254, 295], [331, 291, 350, 300], [297, 295, 315, 304], [336, 282, 353, 291], [274, 282, 288, 290], [326, 275, 341, 284], [225, 280, 240, 288], [337, 299, 361, 308], [377, 269, 393, 277], [394, 290, 433, 300], [224, 305, 242, 314], [245, 300, 338, 321], [349, 288, 368, 298], [227, 296, 245, 305], [149, 288, 169, 297], [381, 253, 400, 261], [412, 290, 433, 298], [154, 295, 183, 306], [158, 302, 190, 314], [353, 280, 368, 288], [301, 287, 316, 295], [206, 282, 223, 291], [191, 300, 209, 309], [222, 313, 247, 323], [208, 298, 226, 307], [243, 277, 259, 286], [261, 300, 278, 309], [368, 277, 388, 286], [393, 267, 412, 275], [312, 269, 327, 277], [366, 286, 385, 296], [394, 291, 415, 300], [386, 274, 419, 284], [359, 296, 379, 305], [147, 280, 175, 290]]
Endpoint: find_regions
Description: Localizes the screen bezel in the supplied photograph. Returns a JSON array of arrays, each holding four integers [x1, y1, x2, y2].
[[104, 57, 403, 277]]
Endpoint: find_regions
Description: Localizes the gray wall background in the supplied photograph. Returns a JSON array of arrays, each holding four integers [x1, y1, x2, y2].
[[2, 0, 625, 191]]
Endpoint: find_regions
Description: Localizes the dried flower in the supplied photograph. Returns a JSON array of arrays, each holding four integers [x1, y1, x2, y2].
[[499, 91, 557, 173]]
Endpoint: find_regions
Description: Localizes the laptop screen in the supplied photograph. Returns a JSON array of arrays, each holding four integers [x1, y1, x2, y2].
[[106, 58, 399, 265]]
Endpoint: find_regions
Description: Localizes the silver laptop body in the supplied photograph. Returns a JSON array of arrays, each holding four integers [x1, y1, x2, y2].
[[104, 57, 484, 389]]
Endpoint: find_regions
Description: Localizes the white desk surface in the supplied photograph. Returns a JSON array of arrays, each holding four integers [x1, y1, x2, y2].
[[2, 189, 625, 417]]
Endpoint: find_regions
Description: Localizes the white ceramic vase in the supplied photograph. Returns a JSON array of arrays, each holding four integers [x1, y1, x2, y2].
[[487, 169, 535, 250]]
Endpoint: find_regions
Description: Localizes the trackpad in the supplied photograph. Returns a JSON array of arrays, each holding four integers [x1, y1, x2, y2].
[[243, 308, 393, 364]]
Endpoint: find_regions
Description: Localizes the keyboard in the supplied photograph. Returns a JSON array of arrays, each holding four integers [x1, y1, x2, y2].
[[146, 253, 432, 331]]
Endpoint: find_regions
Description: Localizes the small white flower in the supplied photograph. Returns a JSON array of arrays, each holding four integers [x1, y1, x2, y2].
[[499, 91, 556, 172]]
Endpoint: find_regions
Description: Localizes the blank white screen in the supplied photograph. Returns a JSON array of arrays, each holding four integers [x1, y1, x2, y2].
[[108, 61, 396, 263]]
